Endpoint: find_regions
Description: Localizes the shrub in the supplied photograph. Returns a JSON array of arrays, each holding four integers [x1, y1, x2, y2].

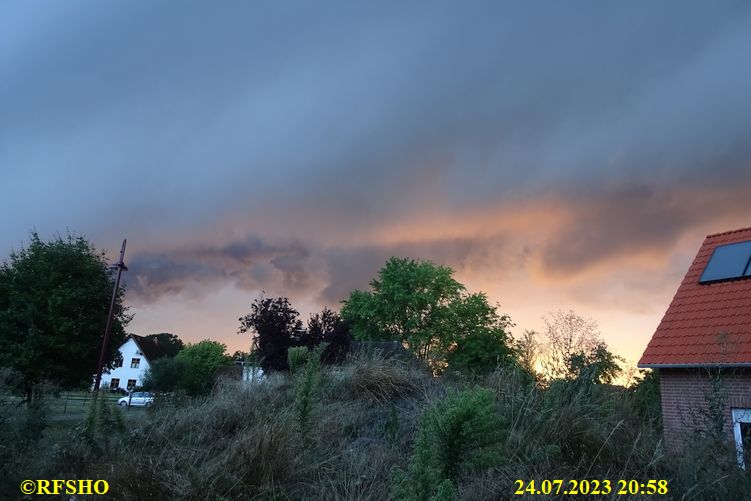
[[79, 393, 126, 457], [446, 329, 516, 377], [392, 388, 508, 500], [667, 435, 751, 500], [0, 372, 54, 499], [288, 346, 309, 374], [294, 345, 326, 442]]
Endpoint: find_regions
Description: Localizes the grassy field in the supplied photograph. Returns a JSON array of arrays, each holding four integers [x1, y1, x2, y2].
[[49, 392, 151, 424], [50, 391, 119, 414], [2, 355, 750, 500], [2, 390, 150, 424]]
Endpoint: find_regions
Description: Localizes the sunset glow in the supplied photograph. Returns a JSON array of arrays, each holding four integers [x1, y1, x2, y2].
[[3, 2, 751, 367]]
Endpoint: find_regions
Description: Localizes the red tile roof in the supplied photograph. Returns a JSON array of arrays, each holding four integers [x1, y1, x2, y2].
[[638, 226, 751, 367]]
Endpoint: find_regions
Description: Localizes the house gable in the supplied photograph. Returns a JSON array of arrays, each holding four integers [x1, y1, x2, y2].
[[638, 226, 751, 466], [639, 226, 751, 368], [99, 335, 165, 390]]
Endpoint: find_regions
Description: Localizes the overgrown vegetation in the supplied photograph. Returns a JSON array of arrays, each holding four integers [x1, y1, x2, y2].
[[291, 343, 326, 442], [2, 247, 749, 499], [0, 232, 129, 402], [341, 257, 516, 375], [143, 339, 232, 396], [238, 297, 352, 372], [392, 388, 508, 500], [2, 353, 749, 500]]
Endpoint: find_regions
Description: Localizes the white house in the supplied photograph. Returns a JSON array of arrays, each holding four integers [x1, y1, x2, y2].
[[99, 334, 168, 391]]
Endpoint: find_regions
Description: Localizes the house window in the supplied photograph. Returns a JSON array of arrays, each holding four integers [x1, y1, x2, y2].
[[741, 423, 751, 470], [116, 356, 123, 368], [109, 379, 120, 389], [127, 379, 137, 390], [131, 358, 140, 368], [732, 408, 751, 469]]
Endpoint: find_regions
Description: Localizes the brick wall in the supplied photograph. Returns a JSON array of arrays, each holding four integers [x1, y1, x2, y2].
[[660, 368, 751, 452]]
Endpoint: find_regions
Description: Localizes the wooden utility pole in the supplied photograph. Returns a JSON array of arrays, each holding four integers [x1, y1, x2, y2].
[[93, 239, 128, 392]]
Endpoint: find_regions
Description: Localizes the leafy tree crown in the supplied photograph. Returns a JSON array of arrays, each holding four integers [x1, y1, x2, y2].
[[341, 257, 514, 374], [0, 232, 130, 397]]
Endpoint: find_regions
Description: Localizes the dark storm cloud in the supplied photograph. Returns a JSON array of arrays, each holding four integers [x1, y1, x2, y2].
[[2, 0, 751, 305], [320, 244, 459, 305], [122, 230, 522, 305], [539, 184, 751, 276], [316, 234, 525, 304], [125, 235, 312, 302], [127, 254, 222, 301]]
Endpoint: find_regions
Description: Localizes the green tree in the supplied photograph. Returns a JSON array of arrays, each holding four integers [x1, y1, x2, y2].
[[566, 342, 623, 384], [306, 307, 352, 364], [144, 333, 184, 358], [0, 232, 129, 401], [630, 369, 661, 421], [392, 388, 508, 500], [142, 357, 189, 393], [238, 296, 302, 372], [144, 340, 230, 396], [341, 257, 514, 374], [446, 329, 515, 376], [239, 296, 353, 371], [174, 340, 231, 396]]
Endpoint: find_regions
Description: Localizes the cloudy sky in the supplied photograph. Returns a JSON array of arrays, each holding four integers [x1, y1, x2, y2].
[[2, 1, 751, 365]]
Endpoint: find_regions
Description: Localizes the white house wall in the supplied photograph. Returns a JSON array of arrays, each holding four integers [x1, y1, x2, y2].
[[98, 338, 152, 390]]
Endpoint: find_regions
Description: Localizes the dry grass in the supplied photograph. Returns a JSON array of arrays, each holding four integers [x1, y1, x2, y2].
[[332, 352, 427, 405], [2, 354, 750, 500]]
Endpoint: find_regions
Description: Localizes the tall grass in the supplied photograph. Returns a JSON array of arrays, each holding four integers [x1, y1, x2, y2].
[[1, 356, 749, 499]]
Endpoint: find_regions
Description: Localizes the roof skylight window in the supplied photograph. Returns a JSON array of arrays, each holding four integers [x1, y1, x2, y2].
[[699, 240, 751, 283]]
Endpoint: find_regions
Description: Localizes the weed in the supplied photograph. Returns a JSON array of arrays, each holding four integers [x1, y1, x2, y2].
[[392, 388, 507, 501]]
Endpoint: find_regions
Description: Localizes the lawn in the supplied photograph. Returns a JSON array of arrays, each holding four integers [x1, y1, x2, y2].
[[1, 390, 151, 425], [47, 391, 150, 423]]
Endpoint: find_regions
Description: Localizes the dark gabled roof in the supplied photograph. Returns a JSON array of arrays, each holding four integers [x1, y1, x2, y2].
[[128, 334, 168, 362], [638, 226, 751, 368]]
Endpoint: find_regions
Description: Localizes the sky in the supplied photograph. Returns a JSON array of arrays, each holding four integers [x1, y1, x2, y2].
[[2, 1, 751, 367]]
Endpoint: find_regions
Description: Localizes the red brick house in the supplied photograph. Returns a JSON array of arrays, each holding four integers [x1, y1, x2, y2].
[[638, 227, 751, 468]]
